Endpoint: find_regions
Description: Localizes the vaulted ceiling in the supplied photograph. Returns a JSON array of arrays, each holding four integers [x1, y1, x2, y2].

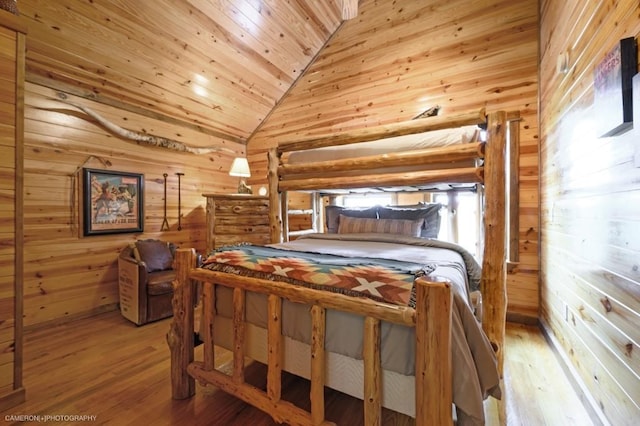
[[19, 0, 346, 146], [18, 0, 538, 155]]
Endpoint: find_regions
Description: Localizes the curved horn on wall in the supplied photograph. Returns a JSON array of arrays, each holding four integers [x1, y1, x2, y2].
[[53, 92, 236, 155]]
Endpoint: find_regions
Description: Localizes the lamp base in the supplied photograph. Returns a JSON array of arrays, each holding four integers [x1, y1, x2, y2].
[[237, 179, 252, 194]]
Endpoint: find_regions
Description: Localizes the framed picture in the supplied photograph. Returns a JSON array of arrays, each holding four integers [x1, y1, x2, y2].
[[83, 168, 144, 236], [593, 37, 637, 137]]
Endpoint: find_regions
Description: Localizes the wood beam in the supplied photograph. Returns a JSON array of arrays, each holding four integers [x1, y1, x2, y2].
[[481, 111, 507, 375], [278, 167, 483, 192]]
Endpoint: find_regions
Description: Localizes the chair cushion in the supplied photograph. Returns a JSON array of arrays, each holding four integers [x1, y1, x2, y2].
[[136, 240, 173, 272], [147, 270, 176, 296]]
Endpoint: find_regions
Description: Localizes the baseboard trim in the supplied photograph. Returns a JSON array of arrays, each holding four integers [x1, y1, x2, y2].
[[506, 311, 539, 325], [538, 319, 610, 426], [0, 387, 26, 412]]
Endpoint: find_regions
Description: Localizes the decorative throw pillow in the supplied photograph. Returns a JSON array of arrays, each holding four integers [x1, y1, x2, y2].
[[377, 203, 442, 238], [324, 205, 378, 233], [135, 240, 173, 272], [337, 215, 423, 237]]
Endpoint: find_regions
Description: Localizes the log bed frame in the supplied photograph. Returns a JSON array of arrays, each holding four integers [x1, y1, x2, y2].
[[168, 110, 511, 425]]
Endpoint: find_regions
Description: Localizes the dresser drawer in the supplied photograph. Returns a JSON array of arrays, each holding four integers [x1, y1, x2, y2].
[[214, 198, 269, 216]]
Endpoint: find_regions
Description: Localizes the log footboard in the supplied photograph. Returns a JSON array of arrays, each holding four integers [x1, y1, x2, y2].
[[168, 249, 454, 425]]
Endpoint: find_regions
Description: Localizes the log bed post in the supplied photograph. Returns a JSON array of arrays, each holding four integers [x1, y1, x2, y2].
[[266, 295, 283, 402], [232, 287, 246, 383], [268, 148, 283, 243], [363, 316, 382, 425], [168, 248, 197, 399], [202, 281, 215, 371], [281, 191, 289, 242], [310, 305, 327, 424], [482, 111, 507, 374], [415, 278, 453, 425]]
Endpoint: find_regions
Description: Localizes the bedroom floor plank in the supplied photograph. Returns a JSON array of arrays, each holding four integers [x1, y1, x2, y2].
[[484, 323, 595, 426], [1, 312, 593, 425]]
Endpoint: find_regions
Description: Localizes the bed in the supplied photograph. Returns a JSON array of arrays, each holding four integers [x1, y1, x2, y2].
[[168, 110, 511, 425]]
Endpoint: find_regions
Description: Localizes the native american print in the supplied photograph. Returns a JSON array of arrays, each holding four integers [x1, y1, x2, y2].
[[202, 244, 435, 307]]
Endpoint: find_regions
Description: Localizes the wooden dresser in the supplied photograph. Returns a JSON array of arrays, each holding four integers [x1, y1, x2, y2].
[[0, 10, 26, 411], [203, 194, 271, 253]]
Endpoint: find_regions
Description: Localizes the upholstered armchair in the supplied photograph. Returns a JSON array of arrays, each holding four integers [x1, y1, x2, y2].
[[118, 239, 177, 325]]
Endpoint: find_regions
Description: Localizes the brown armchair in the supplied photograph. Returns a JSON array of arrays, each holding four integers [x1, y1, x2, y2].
[[118, 239, 177, 325]]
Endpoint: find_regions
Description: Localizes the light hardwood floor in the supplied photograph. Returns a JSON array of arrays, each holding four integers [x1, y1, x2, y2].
[[2, 311, 595, 425]]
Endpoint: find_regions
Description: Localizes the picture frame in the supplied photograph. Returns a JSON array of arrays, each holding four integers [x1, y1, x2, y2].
[[82, 168, 144, 236], [593, 37, 637, 138]]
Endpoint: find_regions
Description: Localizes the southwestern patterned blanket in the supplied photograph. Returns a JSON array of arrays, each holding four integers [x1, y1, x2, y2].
[[201, 244, 436, 308]]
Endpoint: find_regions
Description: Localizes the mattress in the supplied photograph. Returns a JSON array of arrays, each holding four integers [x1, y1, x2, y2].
[[201, 233, 500, 425], [284, 125, 481, 163]]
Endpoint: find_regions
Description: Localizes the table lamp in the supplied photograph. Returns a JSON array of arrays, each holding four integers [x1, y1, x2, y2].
[[229, 157, 252, 194]]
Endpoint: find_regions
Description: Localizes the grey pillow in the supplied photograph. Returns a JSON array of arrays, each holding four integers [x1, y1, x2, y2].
[[324, 205, 378, 233], [337, 215, 424, 237], [377, 203, 442, 238]]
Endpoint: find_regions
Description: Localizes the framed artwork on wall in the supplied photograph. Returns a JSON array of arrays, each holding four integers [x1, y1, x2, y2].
[[83, 168, 144, 236], [593, 37, 637, 137]]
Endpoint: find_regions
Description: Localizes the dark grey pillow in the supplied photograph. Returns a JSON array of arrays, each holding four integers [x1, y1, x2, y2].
[[324, 205, 378, 233], [377, 203, 442, 238]]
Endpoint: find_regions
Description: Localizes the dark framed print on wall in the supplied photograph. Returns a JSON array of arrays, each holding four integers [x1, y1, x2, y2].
[[83, 168, 144, 236], [593, 37, 637, 138]]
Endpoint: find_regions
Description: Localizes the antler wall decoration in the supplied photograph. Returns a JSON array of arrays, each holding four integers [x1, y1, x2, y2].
[[53, 92, 237, 155]]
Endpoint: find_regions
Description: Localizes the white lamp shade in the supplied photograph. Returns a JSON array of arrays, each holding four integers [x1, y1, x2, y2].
[[229, 157, 251, 177]]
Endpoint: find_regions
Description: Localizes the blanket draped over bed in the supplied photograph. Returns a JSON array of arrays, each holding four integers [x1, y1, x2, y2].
[[201, 233, 501, 425], [202, 244, 437, 307]]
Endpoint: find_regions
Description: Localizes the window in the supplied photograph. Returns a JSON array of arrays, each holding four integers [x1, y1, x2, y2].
[[434, 190, 481, 259], [340, 193, 393, 208]]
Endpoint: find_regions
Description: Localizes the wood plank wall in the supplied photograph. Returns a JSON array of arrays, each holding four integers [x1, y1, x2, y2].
[[0, 11, 26, 409], [247, 0, 540, 321], [0, 19, 18, 399], [22, 83, 243, 328], [9, 0, 344, 330], [539, 1, 640, 423]]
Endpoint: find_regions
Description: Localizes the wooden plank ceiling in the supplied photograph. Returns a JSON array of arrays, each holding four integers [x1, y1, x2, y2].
[[254, 0, 538, 140], [17, 0, 537, 150], [18, 0, 346, 146]]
